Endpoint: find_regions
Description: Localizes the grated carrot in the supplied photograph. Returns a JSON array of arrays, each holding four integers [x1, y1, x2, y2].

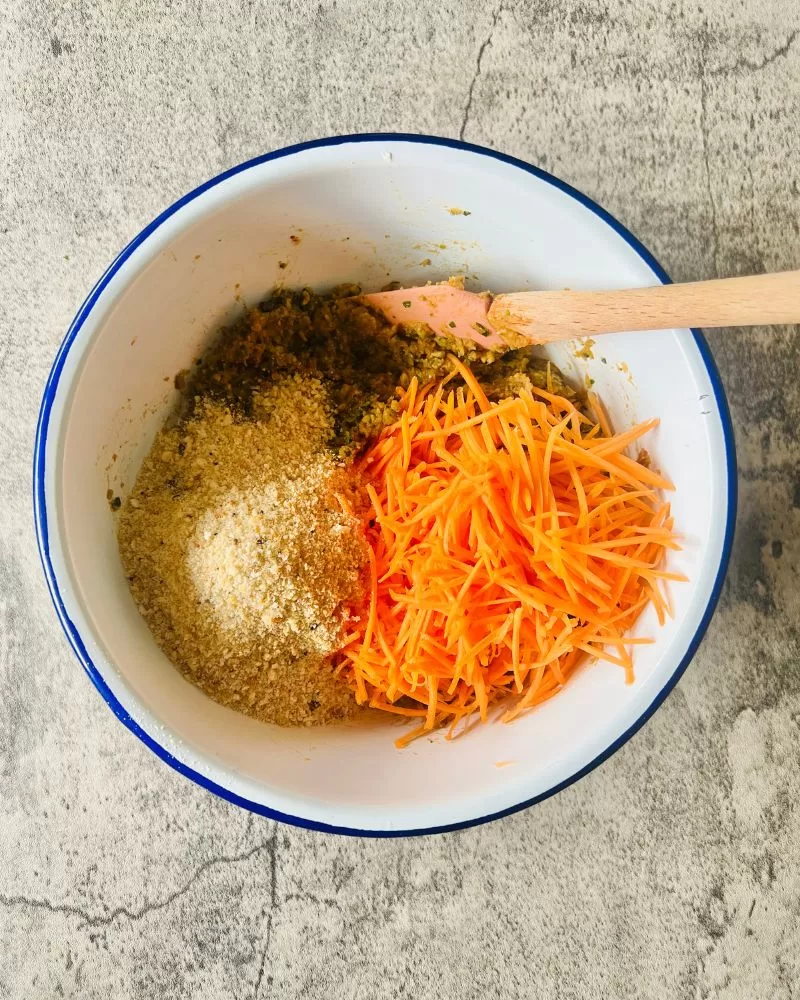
[[338, 359, 684, 746]]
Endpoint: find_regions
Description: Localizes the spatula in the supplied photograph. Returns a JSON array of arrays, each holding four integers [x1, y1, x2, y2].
[[358, 270, 800, 349]]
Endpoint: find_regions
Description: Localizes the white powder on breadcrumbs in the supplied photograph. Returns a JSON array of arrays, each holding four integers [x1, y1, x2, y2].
[[118, 375, 367, 726]]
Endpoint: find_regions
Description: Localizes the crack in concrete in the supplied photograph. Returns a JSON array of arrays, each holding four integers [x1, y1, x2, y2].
[[459, 5, 504, 141], [710, 29, 798, 76], [0, 840, 271, 930], [0, 894, 95, 925], [252, 831, 278, 1000], [695, 27, 797, 278], [699, 26, 720, 277]]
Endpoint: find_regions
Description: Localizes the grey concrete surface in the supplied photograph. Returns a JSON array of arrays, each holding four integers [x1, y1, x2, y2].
[[1, 1, 800, 997]]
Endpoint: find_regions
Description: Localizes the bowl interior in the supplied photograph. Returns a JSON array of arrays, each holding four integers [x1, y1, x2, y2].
[[40, 139, 731, 832]]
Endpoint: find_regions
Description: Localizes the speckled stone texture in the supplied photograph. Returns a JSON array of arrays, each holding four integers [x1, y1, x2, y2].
[[1, 1, 799, 996]]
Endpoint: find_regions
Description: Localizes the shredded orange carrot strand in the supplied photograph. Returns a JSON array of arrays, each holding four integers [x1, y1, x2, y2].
[[338, 360, 683, 746]]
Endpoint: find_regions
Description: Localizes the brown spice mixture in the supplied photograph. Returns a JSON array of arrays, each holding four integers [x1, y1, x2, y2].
[[186, 284, 579, 453]]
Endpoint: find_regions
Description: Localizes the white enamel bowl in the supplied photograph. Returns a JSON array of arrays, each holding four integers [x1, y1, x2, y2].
[[34, 135, 735, 835]]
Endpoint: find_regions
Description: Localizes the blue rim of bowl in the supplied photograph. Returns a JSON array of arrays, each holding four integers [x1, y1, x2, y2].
[[33, 133, 737, 837]]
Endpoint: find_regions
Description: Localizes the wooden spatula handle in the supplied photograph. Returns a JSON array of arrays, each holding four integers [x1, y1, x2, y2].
[[489, 269, 800, 342]]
